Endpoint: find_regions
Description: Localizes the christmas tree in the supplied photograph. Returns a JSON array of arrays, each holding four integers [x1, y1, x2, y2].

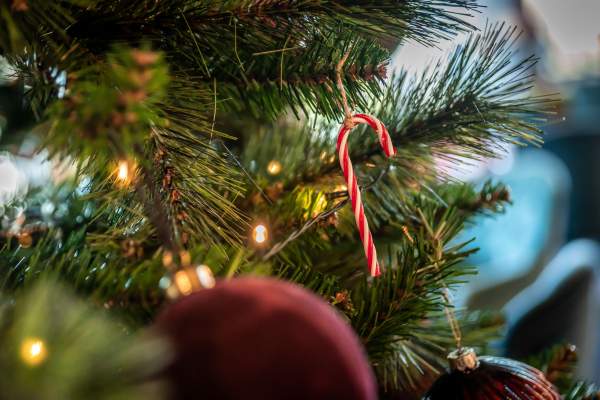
[[0, 1, 597, 399]]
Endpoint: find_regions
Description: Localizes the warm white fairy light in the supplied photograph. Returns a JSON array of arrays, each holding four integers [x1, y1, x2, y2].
[[267, 160, 282, 176], [174, 270, 194, 296], [252, 224, 268, 244], [114, 160, 135, 187], [118, 161, 129, 180], [20, 337, 47, 366], [196, 265, 216, 289]]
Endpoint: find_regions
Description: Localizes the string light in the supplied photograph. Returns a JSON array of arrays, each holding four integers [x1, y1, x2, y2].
[[169, 265, 216, 298], [196, 265, 216, 289], [162, 250, 174, 268], [114, 160, 136, 187], [117, 160, 129, 181], [165, 283, 181, 300], [20, 337, 47, 366], [174, 270, 193, 296], [252, 224, 268, 244], [162, 250, 217, 297], [267, 160, 282, 176]]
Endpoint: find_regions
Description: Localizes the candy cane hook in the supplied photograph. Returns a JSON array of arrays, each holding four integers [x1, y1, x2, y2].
[[337, 113, 396, 277]]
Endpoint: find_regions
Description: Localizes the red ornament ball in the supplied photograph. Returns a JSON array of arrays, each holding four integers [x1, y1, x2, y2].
[[156, 277, 377, 400], [423, 348, 560, 400]]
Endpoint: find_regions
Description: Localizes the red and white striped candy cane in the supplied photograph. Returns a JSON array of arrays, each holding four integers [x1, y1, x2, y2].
[[337, 113, 396, 277]]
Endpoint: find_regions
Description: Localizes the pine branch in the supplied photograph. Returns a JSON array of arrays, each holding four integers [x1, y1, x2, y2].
[[0, 279, 169, 398], [45, 46, 170, 160], [151, 128, 248, 247], [276, 264, 342, 297], [39, 46, 247, 248], [291, 23, 556, 186], [525, 344, 600, 399], [2, 1, 480, 121], [179, 0, 480, 44], [378, 311, 503, 397], [528, 343, 580, 394], [381, 23, 552, 162], [211, 32, 389, 119], [454, 180, 511, 215], [241, 174, 507, 395], [350, 218, 475, 360], [62, 1, 479, 51], [545, 344, 579, 388], [258, 182, 482, 361], [564, 382, 600, 400], [0, 0, 80, 55]]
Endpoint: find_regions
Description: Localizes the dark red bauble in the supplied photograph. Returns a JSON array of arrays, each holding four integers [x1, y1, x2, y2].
[[423, 349, 560, 400], [156, 277, 377, 400]]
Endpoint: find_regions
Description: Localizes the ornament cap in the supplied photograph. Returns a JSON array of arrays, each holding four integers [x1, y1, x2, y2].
[[448, 347, 479, 372]]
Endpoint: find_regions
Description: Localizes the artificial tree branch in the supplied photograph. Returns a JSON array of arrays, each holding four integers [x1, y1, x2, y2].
[[112, 138, 181, 268], [263, 198, 348, 261], [263, 166, 388, 260], [134, 166, 181, 260]]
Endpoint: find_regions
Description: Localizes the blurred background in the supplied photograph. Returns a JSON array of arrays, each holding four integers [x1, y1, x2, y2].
[[1, 0, 600, 386]]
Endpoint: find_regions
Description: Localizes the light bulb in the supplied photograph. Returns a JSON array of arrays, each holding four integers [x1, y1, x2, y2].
[[168, 265, 215, 298], [20, 337, 47, 366], [118, 161, 129, 180], [252, 224, 268, 244], [196, 265, 216, 289], [114, 160, 135, 187], [174, 270, 193, 296], [267, 160, 282, 176]]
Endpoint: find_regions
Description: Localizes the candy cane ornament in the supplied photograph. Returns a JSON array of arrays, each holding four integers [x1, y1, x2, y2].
[[337, 114, 396, 277]]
